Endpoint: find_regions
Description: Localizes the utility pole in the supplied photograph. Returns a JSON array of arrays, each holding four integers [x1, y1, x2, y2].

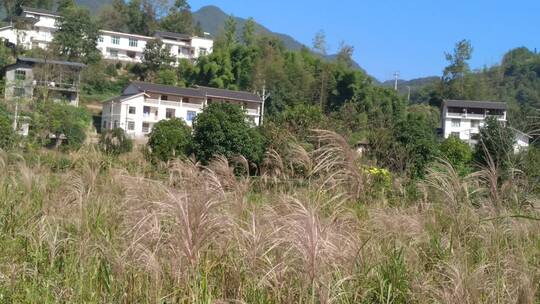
[[406, 86, 411, 102], [393, 71, 400, 91], [259, 84, 270, 126]]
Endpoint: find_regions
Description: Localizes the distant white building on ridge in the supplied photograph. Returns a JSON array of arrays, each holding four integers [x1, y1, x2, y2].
[[441, 99, 530, 152], [0, 6, 213, 64]]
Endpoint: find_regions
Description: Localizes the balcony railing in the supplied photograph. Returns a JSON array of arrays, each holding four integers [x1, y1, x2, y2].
[[446, 112, 505, 120]]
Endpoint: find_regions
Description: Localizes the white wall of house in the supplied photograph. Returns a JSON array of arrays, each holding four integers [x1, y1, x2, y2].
[[102, 94, 261, 139], [442, 105, 507, 145], [514, 131, 530, 153]]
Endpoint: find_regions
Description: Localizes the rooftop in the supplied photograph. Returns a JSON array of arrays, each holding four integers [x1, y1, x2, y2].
[[154, 31, 192, 41], [130, 81, 205, 99], [20, 6, 60, 17], [14, 57, 86, 68], [443, 99, 507, 110], [125, 82, 263, 103], [196, 85, 263, 103]]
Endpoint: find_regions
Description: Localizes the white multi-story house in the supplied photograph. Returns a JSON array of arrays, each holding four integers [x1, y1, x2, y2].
[[441, 99, 530, 151], [102, 82, 263, 138], [0, 7, 213, 63]]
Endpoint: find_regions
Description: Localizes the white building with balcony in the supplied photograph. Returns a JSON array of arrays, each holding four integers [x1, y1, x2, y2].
[[101, 82, 263, 138], [441, 99, 530, 151], [0, 7, 213, 63]]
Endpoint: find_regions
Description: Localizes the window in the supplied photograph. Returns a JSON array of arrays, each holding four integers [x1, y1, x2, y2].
[[143, 106, 150, 116], [166, 108, 175, 119], [142, 122, 150, 133], [127, 121, 135, 131], [15, 70, 26, 81], [187, 110, 197, 122], [109, 50, 118, 58], [127, 51, 136, 59], [183, 97, 190, 103], [451, 119, 461, 127], [471, 120, 480, 128], [112, 36, 120, 45], [199, 47, 207, 56], [102, 120, 107, 129], [129, 38, 138, 47], [113, 120, 118, 128], [161, 95, 168, 101], [98, 36, 104, 42], [180, 46, 191, 55], [129, 106, 136, 114], [14, 87, 25, 97], [451, 132, 460, 138]]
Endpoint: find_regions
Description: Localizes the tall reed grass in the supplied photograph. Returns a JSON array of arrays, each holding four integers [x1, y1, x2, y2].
[[0, 131, 538, 303]]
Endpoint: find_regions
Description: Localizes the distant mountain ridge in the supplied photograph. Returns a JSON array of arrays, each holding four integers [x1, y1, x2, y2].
[[192, 5, 362, 70], [380, 76, 440, 94]]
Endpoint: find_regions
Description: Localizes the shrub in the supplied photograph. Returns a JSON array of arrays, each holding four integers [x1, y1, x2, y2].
[[474, 116, 515, 170], [32, 101, 91, 150], [99, 128, 133, 156], [192, 103, 265, 165], [439, 136, 473, 174], [393, 112, 438, 178], [0, 112, 15, 150], [148, 118, 192, 162]]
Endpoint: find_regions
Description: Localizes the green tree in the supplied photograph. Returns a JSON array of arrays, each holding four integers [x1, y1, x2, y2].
[[192, 103, 265, 165], [393, 112, 438, 178], [474, 116, 516, 171], [156, 68, 178, 86], [272, 103, 326, 142], [439, 136, 473, 174], [242, 17, 256, 46], [0, 110, 16, 150], [441, 39, 473, 99], [148, 118, 192, 162], [52, 5, 101, 64], [99, 128, 133, 156], [142, 39, 175, 75], [221, 16, 237, 49], [160, 0, 193, 34], [32, 101, 91, 150]]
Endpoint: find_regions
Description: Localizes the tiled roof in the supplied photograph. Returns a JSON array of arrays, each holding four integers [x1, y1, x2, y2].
[[21, 6, 60, 17], [130, 81, 205, 99], [128, 82, 262, 103], [444, 99, 507, 110], [16, 57, 86, 68], [154, 31, 192, 41], [197, 86, 263, 103]]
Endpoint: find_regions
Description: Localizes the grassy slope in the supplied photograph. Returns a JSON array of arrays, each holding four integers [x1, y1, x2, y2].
[[0, 131, 538, 302]]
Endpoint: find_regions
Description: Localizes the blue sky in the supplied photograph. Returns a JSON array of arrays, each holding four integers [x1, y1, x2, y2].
[[189, 0, 540, 81]]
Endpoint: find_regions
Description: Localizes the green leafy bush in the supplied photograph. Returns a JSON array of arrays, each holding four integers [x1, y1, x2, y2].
[[474, 116, 515, 170], [32, 102, 91, 151], [148, 118, 192, 162], [439, 136, 473, 174], [0, 112, 16, 150], [192, 103, 265, 165], [99, 128, 133, 156]]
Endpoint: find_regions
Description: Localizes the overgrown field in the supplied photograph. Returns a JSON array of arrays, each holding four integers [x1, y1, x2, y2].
[[0, 131, 538, 303]]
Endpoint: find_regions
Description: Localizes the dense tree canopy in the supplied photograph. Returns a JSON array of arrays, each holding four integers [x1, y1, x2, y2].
[[52, 4, 101, 64], [192, 103, 265, 165]]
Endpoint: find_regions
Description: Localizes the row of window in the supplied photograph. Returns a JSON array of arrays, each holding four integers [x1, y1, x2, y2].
[[98, 36, 208, 57], [99, 36, 139, 47], [127, 106, 197, 122], [450, 119, 481, 128]]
